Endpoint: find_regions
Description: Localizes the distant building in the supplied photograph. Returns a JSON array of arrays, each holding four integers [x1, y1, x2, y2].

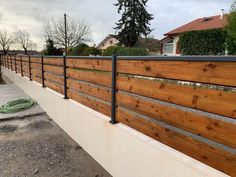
[[96, 34, 119, 51], [160, 12, 228, 56], [97, 34, 160, 54]]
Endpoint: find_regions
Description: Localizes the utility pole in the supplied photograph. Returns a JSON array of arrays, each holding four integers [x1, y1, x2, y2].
[[64, 13, 68, 55]]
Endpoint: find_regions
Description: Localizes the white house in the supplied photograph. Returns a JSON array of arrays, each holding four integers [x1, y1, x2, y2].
[[96, 34, 119, 51], [160, 12, 228, 56]]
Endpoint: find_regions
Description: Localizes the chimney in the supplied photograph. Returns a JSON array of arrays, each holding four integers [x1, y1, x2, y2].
[[220, 9, 224, 19]]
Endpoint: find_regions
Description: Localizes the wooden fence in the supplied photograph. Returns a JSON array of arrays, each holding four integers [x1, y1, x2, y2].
[[1, 55, 236, 176]]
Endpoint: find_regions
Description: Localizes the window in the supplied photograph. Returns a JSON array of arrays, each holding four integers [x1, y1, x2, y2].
[[110, 40, 113, 45], [163, 43, 174, 54]]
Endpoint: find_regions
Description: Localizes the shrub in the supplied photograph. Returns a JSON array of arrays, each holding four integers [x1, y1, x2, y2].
[[178, 29, 236, 55], [82, 47, 101, 56], [102, 46, 148, 56], [71, 43, 89, 56]]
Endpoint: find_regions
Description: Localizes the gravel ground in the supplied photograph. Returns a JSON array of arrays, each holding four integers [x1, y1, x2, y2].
[[0, 114, 112, 177], [0, 81, 111, 177]]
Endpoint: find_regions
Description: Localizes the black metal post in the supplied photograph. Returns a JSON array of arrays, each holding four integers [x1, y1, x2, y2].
[[63, 55, 68, 99], [10, 55, 12, 70], [15, 55, 17, 73], [7, 55, 9, 68], [110, 54, 118, 124], [41, 55, 45, 87], [28, 55, 32, 81], [0, 55, 1, 66], [7, 55, 9, 69], [20, 55, 23, 76], [11, 55, 13, 71], [64, 13, 68, 55]]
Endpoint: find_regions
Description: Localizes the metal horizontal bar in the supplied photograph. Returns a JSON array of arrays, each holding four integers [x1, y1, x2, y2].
[[29, 55, 236, 62], [31, 55, 63, 58], [117, 56, 236, 62], [66, 56, 112, 60]]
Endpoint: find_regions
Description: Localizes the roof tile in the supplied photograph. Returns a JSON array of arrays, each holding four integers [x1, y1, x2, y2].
[[165, 15, 228, 36]]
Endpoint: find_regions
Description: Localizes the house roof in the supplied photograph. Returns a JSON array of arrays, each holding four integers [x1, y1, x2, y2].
[[165, 15, 228, 36], [96, 34, 119, 48]]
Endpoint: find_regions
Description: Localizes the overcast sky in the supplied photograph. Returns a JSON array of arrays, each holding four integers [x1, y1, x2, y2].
[[0, 0, 233, 50]]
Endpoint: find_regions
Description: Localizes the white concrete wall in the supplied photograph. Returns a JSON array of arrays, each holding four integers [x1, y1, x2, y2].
[[1, 67, 229, 177]]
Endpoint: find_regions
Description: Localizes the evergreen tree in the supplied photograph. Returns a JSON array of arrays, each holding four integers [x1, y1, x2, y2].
[[114, 0, 153, 47], [45, 38, 57, 55]]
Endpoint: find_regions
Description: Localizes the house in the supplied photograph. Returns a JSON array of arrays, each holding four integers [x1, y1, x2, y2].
[[160, 11, 228, 56], [97, 34, 160, 54], [96, 34, 119, 51]]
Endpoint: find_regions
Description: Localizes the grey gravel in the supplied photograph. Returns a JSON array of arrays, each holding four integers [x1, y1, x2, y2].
[[0, 82, 111, 177]]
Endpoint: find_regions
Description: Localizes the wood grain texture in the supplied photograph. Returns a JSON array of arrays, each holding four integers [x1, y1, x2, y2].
[[31, 63, 41, 69], [32, 76, 42, 84], [117, 92, 236, 149], [22, 71, 30, 78], [21, 56, 29, 62], [43, 57, 63, 66], [67, 79, 111, 102], [31, 69, 41, 77], [44, 73, 64, 85], [67, 69, 111, 87], [116, 76, 236, 119], [117, 60, 236, 87], [44, 80, 64, 94], [68, 89, 111, 117], [67, 58, 112, 71], [44, 65, 63, 75], [31, 57, 41, 63], [116, 108, 236, 177]]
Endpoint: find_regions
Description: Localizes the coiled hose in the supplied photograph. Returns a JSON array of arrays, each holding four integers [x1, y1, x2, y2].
[[0, 98, 37, 114]]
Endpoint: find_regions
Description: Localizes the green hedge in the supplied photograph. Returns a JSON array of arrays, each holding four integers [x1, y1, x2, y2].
[[71, 43, 89, 56], [82, 47, 101, 56], [102, 46, 148, 56], [178, 29, 236, 55]]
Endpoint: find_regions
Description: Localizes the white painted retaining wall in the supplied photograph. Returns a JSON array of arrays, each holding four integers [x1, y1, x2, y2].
[[1, 67, 229, 177]]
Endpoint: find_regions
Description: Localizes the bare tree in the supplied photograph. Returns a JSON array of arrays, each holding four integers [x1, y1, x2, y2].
[[44, 17, 91, 51], [0, 30, 14, 55], [15, 30, 34, 55]]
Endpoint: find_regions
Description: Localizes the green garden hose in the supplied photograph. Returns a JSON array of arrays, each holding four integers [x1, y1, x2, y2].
[[0, 98, 38, 114]]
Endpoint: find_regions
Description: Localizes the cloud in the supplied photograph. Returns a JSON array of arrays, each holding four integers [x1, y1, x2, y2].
[[0, 0, 233, 50]]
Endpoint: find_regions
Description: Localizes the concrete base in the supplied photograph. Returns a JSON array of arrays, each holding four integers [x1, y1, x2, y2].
[[1, 67, 229, 177]]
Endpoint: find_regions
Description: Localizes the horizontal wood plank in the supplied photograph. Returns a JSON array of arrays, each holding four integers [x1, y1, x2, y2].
[[22, 71, 30, 78], [21, 56, 29, 62], [117, 60, 236, 87], [44, 73, 64, 85], [31, 69, 41, 77], [44, 80, 64, 94], [67, 58, 111, 71], [31, 57, 41, 63], [116, 76, 236, 119], [31, 63, 41, 69], [43, 57, 63, 66], [117, 92, 236, 149], [68, 89, 111, 117], [32, 76, 42, 84], [67, 69, 111, 87], [44, 65, 63, 75], [67, 79, 111, 102], [116, 108, 236, 177]]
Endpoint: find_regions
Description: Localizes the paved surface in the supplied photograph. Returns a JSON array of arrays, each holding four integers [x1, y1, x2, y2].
[[0, 83, 112, 177], [0, 84, 45, 120]]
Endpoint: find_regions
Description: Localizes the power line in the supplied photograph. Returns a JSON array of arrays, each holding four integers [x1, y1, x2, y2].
[[66, 0, 80, 13]]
